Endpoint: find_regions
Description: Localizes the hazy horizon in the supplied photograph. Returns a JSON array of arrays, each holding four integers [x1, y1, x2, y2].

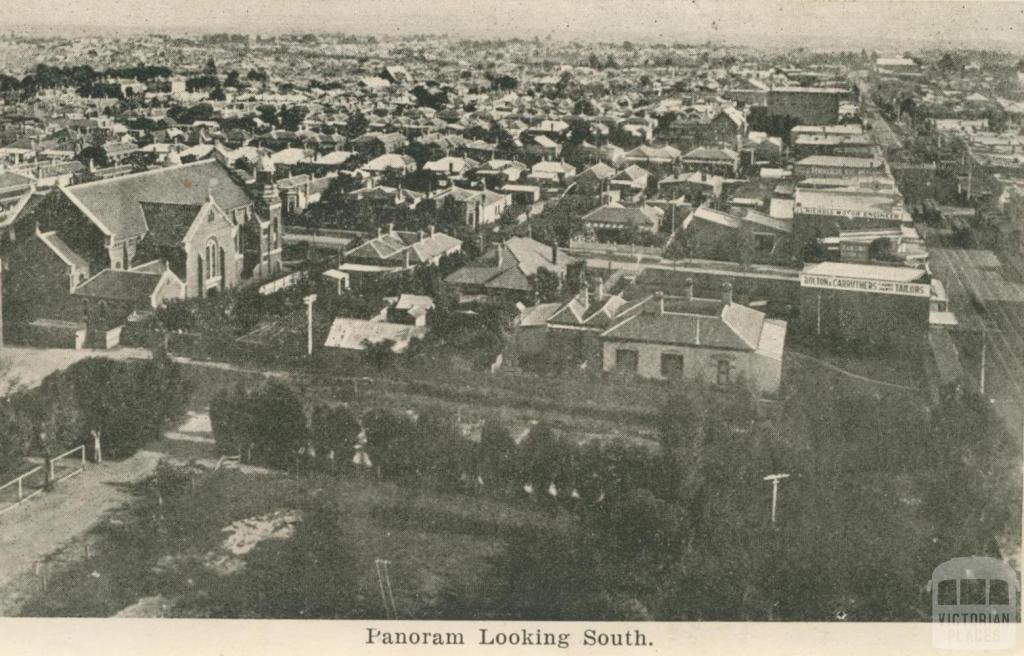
[[6, 0, 1024, 53]]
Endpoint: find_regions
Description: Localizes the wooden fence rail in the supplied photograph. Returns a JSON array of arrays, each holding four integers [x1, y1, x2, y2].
[[0, 466, 45, 516]]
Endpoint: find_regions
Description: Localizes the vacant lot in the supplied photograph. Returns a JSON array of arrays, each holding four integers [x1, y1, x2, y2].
[[17, 466, 575, 619]]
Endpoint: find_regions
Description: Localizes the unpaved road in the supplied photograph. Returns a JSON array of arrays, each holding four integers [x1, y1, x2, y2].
[[0, 409, 270, 616], [0, 449, 164, 615]]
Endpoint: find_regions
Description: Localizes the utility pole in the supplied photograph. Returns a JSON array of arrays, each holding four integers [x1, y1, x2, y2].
[[374, 558, 390, 619], [303, 293, 317, 356], [374, 558, 397, 619], [980, 326, 987, 395], [0, 257, 4, 351], [763, 473, 790, 524]]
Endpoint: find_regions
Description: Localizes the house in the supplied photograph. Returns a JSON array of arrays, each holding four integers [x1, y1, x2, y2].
[[344, 225, 462, 269], [600, 285, 787, 394], [525, 134, 562, 160], [528, 160, 576, 187], [610, 164, 650, 197], [385, 293, 435, 326], [475, 159, 527, 187], [324, 317, 427, 352], [445, 236, 576, 300], [680, 147, 740, 177], [423, 156, 479, 179], [581, 204, 663, 234], [682, 205, 792, 260], [351, 132, 409, 157], [434, 186, 512, 228], [658, 172, 724, 204], [509, 279, 645, 370], [359, 153, 417, 178], [624, 144, 681, 169], [705, 106, 747, 145], [574, 162, 617, 195], [580, 142, 626, 167]]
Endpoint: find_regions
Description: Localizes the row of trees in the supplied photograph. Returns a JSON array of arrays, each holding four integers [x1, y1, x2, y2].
[[206, 371, 1020, 620], [0, 353, 189, 479]]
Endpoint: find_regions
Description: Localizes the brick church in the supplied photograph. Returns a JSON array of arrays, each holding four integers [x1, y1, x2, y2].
[[2, 154, 284, 345]]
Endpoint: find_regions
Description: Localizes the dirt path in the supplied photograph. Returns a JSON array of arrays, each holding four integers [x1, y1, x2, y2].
[[0, 346, 151, 394], [0, 448, 164, 615]]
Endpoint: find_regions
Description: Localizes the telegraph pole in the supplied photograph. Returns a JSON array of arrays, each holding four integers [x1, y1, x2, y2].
[[0, 257, 5, 351], [980, 326, 987, 395], [303, 293, 317, 356], [763, 473, 790, 524]]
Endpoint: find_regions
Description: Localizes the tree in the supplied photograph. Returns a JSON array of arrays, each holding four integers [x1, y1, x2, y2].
[[414, 407, 470, 486], [247, 380, 308, 467], [362, 339, 396, 371], [658, 392, 703, 451], [344, 110, 369, 139], [528, 267, 562, 303], [204, 57, 218, 76], [210, 382, 255, 459], [477, 416, 516, 487], [76, 145, 109, 168], [256, 104, 279, 127], [308, 403, 362, 469], [362, 408, 416, 479], [246, 68, 268, 82], [279, 105, 309, 131]]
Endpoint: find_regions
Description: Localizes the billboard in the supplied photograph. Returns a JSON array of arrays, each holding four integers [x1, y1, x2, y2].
[[800, 272, 929, 298]]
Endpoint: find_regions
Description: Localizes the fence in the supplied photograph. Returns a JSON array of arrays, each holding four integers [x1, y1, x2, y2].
[[0, 466, 47, 517], [50, 445, 86, 484], [569, 239, 666, 259]]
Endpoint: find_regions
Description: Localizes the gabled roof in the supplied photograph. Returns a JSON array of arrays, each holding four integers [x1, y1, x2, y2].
[[37, 230, 89, 271], [582, 204, 663, 227], [139, 202, 203, 247], [625, 144, 681, 161], [601, 294, 773, 352], [682, 146, 739, 162], [324, 317, 426, 351], [446, 236, 573, 292], [615, 164, 649, 181], [72, 269, 164, 304], [577, 162, 616, 182], [63, 159, 251, 241]]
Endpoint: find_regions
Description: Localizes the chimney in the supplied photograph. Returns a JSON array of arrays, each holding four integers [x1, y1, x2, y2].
[[429, 224, 436, 236], [497, 241, 504, 268], [404, 248, 411, 268], [377, 226, 383, 238], [418, 229, 424, 241], [581, 284, 589, 308], [657, 291, 665, 314], [551, 242, 558, 264], [88, 158, 95, 173], [596, 277, 605, 301], [388, 222, 394, 234], [721, 281, 733, 305], [684, 277, 694, 301]]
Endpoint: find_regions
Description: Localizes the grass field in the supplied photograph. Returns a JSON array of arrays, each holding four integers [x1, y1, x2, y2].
[[18, 466, 575, 619]]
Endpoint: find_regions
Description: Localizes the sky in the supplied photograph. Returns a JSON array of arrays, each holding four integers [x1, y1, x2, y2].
[[6, 0, 1024, 52]]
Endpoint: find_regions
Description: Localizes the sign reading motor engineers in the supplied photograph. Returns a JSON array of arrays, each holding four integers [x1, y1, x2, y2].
[[800, 272, 930, 298]]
